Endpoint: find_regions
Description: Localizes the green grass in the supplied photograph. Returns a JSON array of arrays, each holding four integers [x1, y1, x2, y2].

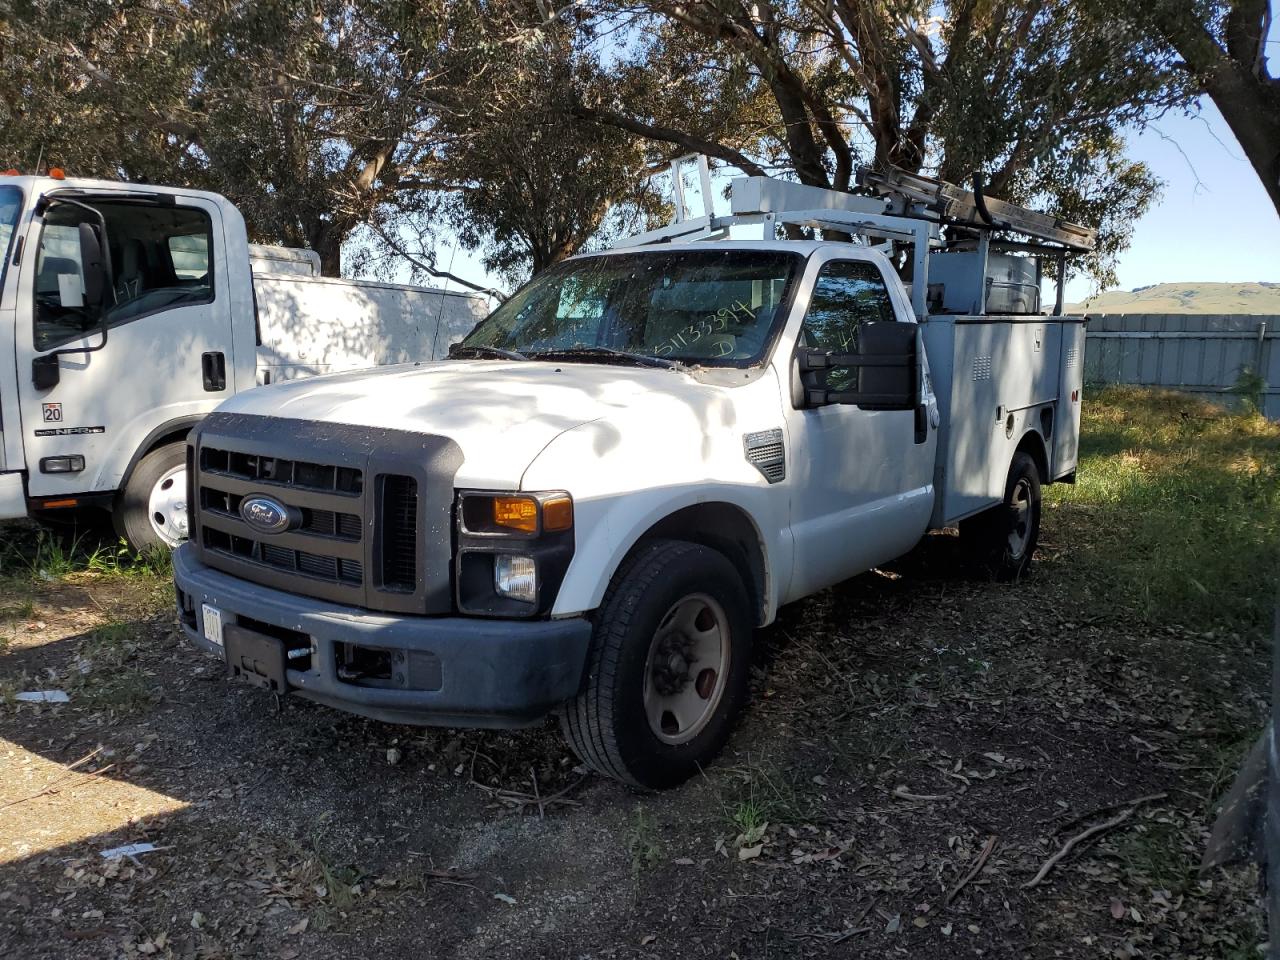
[[625, 806, 662, 879], [0, 522, 173, 584], [716, 760, 810, 842], [1046, 386, 1280, 636]]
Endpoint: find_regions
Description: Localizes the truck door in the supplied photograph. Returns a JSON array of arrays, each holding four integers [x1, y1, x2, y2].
[[15, 194, 234, 506], [783, 256, 937, 598]]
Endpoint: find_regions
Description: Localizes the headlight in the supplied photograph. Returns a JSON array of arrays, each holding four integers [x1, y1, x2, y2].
[[454, 490, 575, 617], [494, 554, 537, 603]]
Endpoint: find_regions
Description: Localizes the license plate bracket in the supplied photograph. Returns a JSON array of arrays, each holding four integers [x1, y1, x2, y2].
[[224, 625, 289, 694]]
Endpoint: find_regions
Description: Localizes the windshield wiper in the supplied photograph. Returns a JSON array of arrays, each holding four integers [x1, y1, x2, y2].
[[449, 344, 528, 361], [529, 346, 688, 371]]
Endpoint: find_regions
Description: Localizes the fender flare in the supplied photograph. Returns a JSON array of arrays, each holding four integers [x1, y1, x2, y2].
[[118, 415, 203, 493]]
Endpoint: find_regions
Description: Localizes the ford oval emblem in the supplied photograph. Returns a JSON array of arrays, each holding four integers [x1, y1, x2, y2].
[[239, 495, 297, 535]]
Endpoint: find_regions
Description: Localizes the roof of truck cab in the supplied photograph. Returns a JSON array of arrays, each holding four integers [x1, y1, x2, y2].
[[582, 238, 883, 259], [0, 174, 238, 210]]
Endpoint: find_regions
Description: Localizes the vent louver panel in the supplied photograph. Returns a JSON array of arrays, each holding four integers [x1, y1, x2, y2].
[[743, 428, 786, 484]]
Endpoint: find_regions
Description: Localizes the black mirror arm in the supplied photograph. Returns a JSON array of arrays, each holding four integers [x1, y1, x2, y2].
[[796, 349, 914, 372]]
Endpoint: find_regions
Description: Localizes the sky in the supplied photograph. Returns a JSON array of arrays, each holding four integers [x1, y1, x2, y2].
[[363, 96, 1280, 305], [1060, 100, 1280, 303]]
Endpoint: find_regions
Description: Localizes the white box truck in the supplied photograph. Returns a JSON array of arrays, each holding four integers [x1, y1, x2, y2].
[[172, 166, 1090, 788], [0, 174, 488, 549]]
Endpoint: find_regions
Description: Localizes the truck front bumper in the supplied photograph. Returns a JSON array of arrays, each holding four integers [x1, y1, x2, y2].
[[172, 545, 592, 728]]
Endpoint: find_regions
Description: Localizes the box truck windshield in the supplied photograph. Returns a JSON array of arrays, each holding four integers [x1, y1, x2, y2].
[[0, 185, 19, 290]]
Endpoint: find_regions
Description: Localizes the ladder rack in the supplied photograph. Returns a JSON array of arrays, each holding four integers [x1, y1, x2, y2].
[[857, 166, 1096, 252], [613, 161, 1093, 319]]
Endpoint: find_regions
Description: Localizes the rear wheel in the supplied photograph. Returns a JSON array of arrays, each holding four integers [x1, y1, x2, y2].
[[114, 442, 188, 552], [959, 450, 1042, 581], [560, 539, 753, 789]]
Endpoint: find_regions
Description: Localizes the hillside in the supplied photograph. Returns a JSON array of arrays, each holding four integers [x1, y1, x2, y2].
[[1068, 281, 1280, 314]]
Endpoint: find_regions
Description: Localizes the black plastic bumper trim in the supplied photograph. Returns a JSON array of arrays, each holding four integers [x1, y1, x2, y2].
[[174, 545, 592, 728]]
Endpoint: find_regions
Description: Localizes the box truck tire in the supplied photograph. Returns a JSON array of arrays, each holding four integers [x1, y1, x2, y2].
[[561, 540, 752, 789], [114, 443, 188, 552], [959, 451, 1042, 581]]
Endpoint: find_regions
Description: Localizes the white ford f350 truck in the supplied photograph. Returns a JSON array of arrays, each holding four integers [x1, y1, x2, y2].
[[173, 166, 1091, 788], [0, 173, 488, 550]]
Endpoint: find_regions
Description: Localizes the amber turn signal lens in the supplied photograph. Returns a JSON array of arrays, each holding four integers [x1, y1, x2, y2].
[[493, 496, 538, 533], [542, 496, 573, 532]]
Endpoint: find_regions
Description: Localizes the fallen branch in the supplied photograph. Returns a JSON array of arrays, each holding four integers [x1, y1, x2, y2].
[[945, 835, 998, 906], [1039, 791, 1168, 831], [470, 774, 587, 814], [892, 784, 949, 801], [1023, 793, 1165, 889], [1, 762, 115, 810], [531, 766, 544, 821]]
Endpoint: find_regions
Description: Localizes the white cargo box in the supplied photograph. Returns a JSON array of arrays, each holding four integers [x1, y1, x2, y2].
[[252, 273, 490, 383], [923, 315, 1086, 526]]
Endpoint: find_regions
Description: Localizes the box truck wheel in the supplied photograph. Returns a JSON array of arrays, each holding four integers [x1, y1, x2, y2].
[[114, 442, 188, 552], [960, 451, 1041, 581], [560, 539, 752, 789]]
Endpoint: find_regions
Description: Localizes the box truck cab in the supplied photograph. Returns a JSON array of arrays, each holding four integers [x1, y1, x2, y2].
[[0, 173, 487, 550], [172, 167, 1091, 788]]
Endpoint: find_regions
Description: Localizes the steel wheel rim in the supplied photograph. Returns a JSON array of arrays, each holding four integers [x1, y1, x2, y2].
[[147, 465, 188, 547], [642, 593, 730, 745], [1007, 478, 1033, 559]]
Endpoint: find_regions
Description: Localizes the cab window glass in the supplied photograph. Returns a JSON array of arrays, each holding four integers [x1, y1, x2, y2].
[[35, 201, 214, 350], [799, 260, 897, 392], [799, 260, 896, 352]]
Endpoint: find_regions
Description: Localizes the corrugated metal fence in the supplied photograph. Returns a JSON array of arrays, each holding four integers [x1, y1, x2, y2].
[[1084, 314, 1280, 419]]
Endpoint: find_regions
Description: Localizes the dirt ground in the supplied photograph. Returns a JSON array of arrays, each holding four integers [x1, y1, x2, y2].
[[0, 514, 1266, 960]]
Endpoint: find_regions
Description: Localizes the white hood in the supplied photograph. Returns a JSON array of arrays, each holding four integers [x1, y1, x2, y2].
[[218, 359, 726, 487]]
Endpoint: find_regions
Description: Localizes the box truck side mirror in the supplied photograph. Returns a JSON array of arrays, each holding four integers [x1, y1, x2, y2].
[[77, 221, 109, 312], [31, 202, 114, 390]]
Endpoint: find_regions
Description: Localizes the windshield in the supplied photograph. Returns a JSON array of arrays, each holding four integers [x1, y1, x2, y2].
[[0, 186, 20, 293], [461, 249, 802, 367]]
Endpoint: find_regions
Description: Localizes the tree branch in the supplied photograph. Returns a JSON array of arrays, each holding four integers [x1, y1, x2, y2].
[[368, 221, 506, 299], [575, 105, 768, 177]]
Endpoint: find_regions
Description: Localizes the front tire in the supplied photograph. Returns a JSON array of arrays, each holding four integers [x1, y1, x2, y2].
[[114, 442, 188, 552], [959, 450, 1042, 580], [560, 539, 753, 789]]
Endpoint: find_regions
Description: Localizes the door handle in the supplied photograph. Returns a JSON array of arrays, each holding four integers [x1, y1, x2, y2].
[[202, 351, 226, 391]]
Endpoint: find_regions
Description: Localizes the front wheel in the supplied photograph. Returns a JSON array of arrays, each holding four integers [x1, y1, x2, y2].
[[959, 450, 1042, 581], [560, 539, 753, 789], [114, 442, 188, 552]]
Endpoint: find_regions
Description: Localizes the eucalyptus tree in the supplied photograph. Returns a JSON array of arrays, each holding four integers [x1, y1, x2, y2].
[[1, 0, 465, 275], [1141, 0, 1280, 218], [579, 1, 1194, 286]]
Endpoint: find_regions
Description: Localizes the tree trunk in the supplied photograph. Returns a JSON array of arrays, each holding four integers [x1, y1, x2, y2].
[[317, 243, 342, 278], [308, 224, 343, 277]]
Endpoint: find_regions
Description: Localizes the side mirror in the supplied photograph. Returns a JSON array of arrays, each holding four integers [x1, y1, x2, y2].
[[794, 320, 918, 410], [30, 204, 113, 389], [78, 221, 108, 312]]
